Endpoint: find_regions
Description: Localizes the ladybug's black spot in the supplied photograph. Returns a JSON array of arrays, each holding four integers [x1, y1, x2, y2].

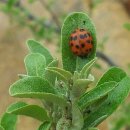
[[80, 29, 85, 32], [80, 34, 84, 39], [75, 45, 80, 49], [84, 34, 88, 38], [73, 35, 77, 40], [86, 40, 91, 43], [70, 43, 73, 46], [70, 36, 73, 41], [81, 43, 85, 48], [89, 48, 92, 52]]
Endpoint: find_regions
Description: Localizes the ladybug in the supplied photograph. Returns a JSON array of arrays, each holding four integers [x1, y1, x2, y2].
[[69, 28, 93, 57]]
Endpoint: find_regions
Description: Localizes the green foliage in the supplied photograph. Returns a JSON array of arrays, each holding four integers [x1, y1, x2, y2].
[[9, 76, 67, 107], [27, 40, 53, 65], [61, 12, 97, 73], [38, 122, 51, 130], [82, 76, 130, 129], [0, 113, 17, 130], [7, 102, 50, 122], [71, 103, 84, 130], [24, 53, 46, 77], [1, 12, 130, 130], [78, 81, 117, 110]]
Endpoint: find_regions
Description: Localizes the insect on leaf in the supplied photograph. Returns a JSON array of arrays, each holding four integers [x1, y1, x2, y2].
[[61, 12, 97, 73]]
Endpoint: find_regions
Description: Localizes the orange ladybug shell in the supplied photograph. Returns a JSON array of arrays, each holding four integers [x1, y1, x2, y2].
[[69, 28, 93, 57]]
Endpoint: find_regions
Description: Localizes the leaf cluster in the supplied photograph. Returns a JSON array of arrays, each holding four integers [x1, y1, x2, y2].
[[0, 12, 130, 130]]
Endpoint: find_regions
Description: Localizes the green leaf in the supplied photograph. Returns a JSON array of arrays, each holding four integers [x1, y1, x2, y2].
[[0, 113, 17, 130], [78, 81, 117, 110], [38, 122, 51, 130], [83, 76, 130, 129], [80, 58, 97, 78], [97, 67, 126, 86], [73, 74, 94, 97], [45, 69, 67, 83], [70, 103, 84, 130], [86, 115, 107, 129], [0, 125, 4, 130], [24, 53, 46, 77], [48, 59, 58, 67], [61, 12, 97, 73], [27, 40, 53, 65], [7, 102, 50, 122], [9, 76, 67, 107], [47, 67, 72, 80], [43, 69, 57, 86]]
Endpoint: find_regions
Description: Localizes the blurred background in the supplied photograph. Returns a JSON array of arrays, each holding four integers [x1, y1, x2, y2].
[[0, 0, 130, 130]]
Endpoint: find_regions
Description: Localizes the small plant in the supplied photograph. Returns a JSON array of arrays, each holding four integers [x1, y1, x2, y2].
[[0, 12, 130, 130]]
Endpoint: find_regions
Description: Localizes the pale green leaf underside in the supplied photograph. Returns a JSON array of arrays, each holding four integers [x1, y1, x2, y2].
[[45, 69, 67, 83], [27, 40, 53, 65], [80, 58, 97, 78], [78, 81, 117, 110], [71, 103, 84, 130], [0, 113, 17, 130], [72, 76, 94, 97], [61, 12, 97, 73], [47, 67, 72, 80], [24, 53, 46, 77], [9, 77, 67, 107], [83, 76, 130, 129], [7, 102, 50, 122]]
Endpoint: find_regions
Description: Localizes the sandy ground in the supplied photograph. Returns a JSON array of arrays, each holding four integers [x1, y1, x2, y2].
[[0, 0, 130, 130]]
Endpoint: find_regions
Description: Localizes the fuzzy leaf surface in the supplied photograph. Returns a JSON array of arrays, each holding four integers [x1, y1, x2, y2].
[[9, 77, 67, 107], [7, 102, 50, 122], [0, 113, 17, 130], [27, 40, 53, 65], [83, 76, 130, 129], [80, 58, 96, 78], [97, 67, 126, 86], [71, 103, 84, 130], [78, 81, 117, 110], [47, 67, 72, 80], [24, 53, 46, 77]]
